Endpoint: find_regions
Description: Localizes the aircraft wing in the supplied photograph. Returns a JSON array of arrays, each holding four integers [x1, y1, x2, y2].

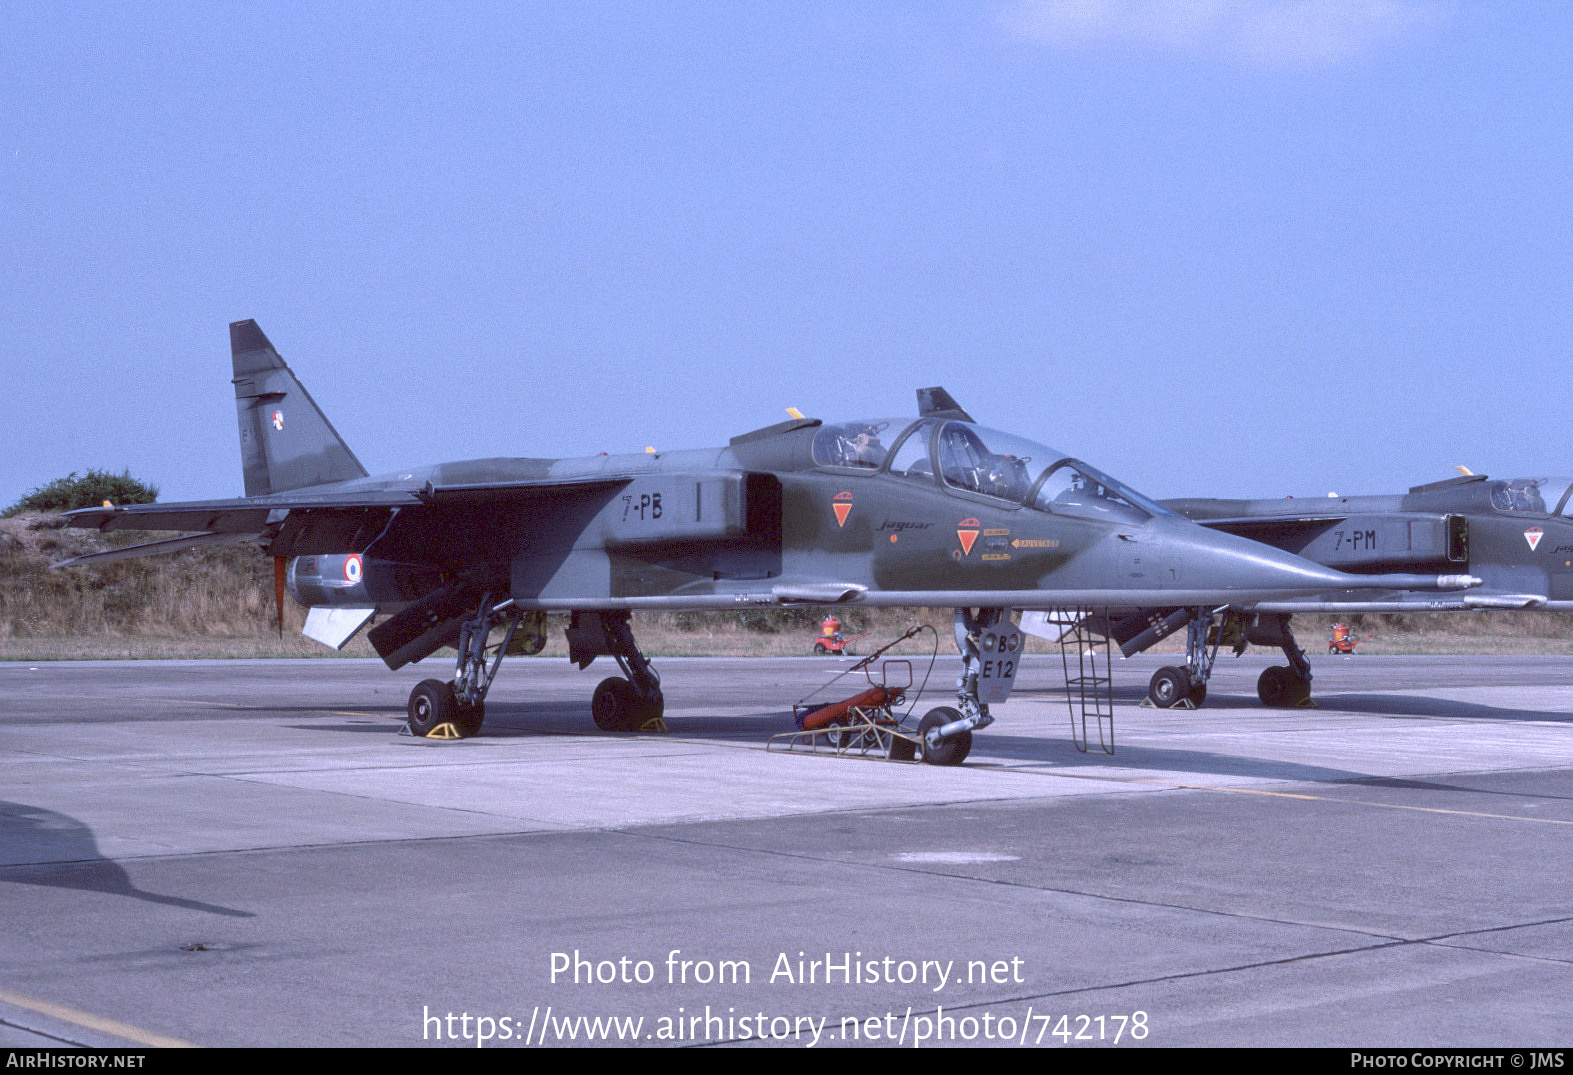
[[1182, 514, 1348, 540], [58, 476, 632, 562], [63, 490, 418, 535]]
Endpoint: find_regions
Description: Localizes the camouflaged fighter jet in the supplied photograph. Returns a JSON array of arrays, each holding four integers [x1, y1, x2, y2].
[[58, 322, 1482, 763], [1031, 474, 1570, 712]]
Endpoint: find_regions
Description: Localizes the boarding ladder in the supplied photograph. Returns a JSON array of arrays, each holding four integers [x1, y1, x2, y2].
[[1049, 607, 1115, 754]]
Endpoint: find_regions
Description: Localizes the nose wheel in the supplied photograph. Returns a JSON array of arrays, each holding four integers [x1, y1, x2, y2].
[[917, 707, 972, 766]]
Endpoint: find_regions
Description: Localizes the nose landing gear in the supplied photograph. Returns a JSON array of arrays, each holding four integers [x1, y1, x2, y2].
[[914, 608, 1021, 766]]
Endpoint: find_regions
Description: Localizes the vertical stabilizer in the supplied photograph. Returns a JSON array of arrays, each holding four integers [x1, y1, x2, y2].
[[231, 320, 368, 496]]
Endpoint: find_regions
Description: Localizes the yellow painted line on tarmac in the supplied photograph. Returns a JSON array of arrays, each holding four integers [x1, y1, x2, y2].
[[137, 697, 394, 720], [136, 697, 255, 710], [0, 985, 198, 1048]]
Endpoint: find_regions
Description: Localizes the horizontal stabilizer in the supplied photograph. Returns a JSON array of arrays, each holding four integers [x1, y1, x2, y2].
[[52, 530, 261, 569]]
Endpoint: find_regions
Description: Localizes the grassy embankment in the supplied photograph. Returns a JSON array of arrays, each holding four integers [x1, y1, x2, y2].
[[4, 512, 1573, 659]]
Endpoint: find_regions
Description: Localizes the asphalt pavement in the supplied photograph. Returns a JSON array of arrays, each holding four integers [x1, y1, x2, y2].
[[2, 652, 1570, 1047]]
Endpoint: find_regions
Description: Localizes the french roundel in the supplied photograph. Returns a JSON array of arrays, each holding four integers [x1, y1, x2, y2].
[[343, 554, 363, 584]]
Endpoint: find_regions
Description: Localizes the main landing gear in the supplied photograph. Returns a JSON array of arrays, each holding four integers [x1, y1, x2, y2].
[[914, 608, 1023, 766], [1146, 612, 1217, 709], [405, 599, 547, 738], [570, 611, 666, 733], [1247, 612, 1314, 707], [401, 604, 666, 738], [1144, 610, 1315, 710]]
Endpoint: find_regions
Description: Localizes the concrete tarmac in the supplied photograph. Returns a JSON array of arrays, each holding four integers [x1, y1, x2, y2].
[[1, 652, 1570, 1048]]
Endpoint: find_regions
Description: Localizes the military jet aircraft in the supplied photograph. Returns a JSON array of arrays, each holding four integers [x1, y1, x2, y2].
[[58, 321, 1482, 764], [1043, 474, 1571, 710]]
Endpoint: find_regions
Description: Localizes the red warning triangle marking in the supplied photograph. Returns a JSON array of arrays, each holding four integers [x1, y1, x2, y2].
[[833, 502, 851, 527], [957, 518, 980, 556], [1525, 527, 1544, 551]]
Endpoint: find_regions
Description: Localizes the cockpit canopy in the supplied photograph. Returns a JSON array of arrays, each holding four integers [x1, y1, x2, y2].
[[812, 418, 1173, 524], [813, 420, 893, 470], [1492, 477, 1573, 517]]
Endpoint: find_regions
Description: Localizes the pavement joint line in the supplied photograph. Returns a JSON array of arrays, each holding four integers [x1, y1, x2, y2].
[[691, 938, 1416, 1047], [1, 1015, 82, 1047], [0, 986, 198, 1048], [950, 761, 1573, 825], [1414, 911, 1573, 966], [1423, 939, 1573, 968], [1113, 778, 1573, 825], [703, 918, 1573, 1049], [609, 824, 1424, 943], [614, 809, 1573, 956]]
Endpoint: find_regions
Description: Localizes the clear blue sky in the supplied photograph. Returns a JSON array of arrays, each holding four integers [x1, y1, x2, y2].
[[3, 1, 1568, 508]]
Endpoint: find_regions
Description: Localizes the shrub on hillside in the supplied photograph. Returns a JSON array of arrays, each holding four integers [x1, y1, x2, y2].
[[4, 470, 158, 516]]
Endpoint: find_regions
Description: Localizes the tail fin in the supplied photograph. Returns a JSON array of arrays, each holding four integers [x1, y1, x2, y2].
[[231, 320, 368, 496]]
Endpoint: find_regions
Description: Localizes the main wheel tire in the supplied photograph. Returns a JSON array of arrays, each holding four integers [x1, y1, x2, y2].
[[1188, 681, 1207, 707], [917, 707, 972, 767], [633, 688, 664, 728], [592, 677, 638, 731], [1258, 666, 1309, 707], [1257, 666, 1285, 706], [408, 679, 457, 737], [1148, 666, 1192, 709]]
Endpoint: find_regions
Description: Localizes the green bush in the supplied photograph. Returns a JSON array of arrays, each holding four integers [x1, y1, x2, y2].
[[4, 470, 159, 516]]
